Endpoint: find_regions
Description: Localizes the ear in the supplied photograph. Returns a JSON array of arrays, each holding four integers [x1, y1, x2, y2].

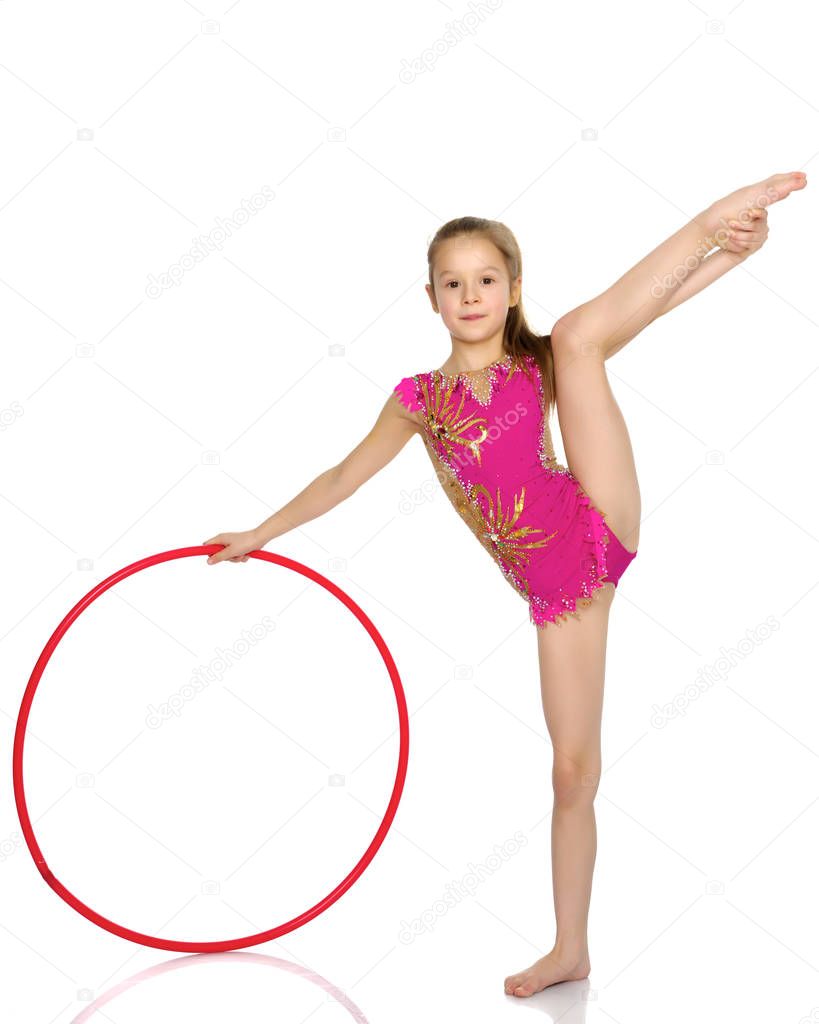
[[509, 275, 522, 308], [425, 283, 439, 313]]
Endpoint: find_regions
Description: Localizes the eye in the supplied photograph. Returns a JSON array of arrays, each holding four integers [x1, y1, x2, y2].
[[445, 277, 495, 288]]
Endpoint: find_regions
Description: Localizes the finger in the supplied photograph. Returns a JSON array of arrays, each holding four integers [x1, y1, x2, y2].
[[729, 215, 766, 233], [715, 234, 744, 252], [730, 222, 768, 241], [734, 208, 767, 226], [728, 220, 759, 233], [729, 231, 761, 244]]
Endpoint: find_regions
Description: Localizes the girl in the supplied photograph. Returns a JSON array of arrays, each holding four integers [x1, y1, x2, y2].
[[203, 170, 806, 997]]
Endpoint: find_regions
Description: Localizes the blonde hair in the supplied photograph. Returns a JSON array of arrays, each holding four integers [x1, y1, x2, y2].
[[427, 216, 555, 412]]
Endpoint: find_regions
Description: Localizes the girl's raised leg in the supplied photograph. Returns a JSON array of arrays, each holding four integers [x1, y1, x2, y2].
[[551, 327, 641, 555], [504, 583, 614, 997]]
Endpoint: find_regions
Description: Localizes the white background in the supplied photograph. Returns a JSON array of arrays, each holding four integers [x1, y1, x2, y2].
[[1, 0, 817, 1021]]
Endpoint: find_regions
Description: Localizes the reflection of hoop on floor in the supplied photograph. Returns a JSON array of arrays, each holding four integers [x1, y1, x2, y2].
[[13, 545, 410, 953], [68, 951, 371, 1024]]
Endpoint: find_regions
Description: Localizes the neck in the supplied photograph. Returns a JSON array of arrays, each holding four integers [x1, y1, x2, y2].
[[441, 340, 506, 374]]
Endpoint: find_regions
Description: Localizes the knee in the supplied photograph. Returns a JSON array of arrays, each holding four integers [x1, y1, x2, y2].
[[551, 318, 606, 363], [552, 757, 601, 807]]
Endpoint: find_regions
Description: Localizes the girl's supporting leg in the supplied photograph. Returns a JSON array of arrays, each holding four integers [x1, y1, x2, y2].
[[551, 327, 642, 555], [504, 583, 614, 998], [504, 329, 638, 997]]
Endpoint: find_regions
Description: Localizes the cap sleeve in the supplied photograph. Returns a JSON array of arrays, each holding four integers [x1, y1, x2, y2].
[[393, 376, 423, 414]]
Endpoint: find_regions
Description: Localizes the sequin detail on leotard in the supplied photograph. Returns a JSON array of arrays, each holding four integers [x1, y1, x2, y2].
[[393, 352, 637, 628]]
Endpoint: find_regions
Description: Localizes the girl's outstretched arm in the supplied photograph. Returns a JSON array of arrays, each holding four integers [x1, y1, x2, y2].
[[203, 392, 417, 565], [552, 170, 807, 359]]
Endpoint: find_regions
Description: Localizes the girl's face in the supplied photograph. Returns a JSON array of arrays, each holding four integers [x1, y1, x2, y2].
[[426, 235, 521, 340]]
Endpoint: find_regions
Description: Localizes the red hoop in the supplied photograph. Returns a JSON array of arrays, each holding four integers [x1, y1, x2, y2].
[[13, 545, 410, 952]]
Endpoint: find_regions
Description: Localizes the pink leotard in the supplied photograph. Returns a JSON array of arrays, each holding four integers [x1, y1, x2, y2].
[[394, 350, 637, 629]]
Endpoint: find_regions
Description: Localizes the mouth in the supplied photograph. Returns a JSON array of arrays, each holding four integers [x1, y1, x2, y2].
[[460, 314, 486, 320]]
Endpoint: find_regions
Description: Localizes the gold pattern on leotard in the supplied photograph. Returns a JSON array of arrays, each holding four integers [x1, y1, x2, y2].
[[435, 352, 517, 405], [419, 371, 489, 467], [417, 436, 536, 603], [414, 357, 564, 603], [397, 352, 634, 631], [467, 481, 559, 582]]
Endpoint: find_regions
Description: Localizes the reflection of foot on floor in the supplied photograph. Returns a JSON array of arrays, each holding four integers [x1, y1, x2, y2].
[[503, 947, 591, 998]]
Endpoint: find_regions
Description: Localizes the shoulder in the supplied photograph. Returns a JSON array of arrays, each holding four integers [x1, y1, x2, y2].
[[392, 374, 425, 417]]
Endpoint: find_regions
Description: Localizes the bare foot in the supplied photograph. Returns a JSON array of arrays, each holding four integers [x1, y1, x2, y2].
[[504, 946, 591, 998]]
